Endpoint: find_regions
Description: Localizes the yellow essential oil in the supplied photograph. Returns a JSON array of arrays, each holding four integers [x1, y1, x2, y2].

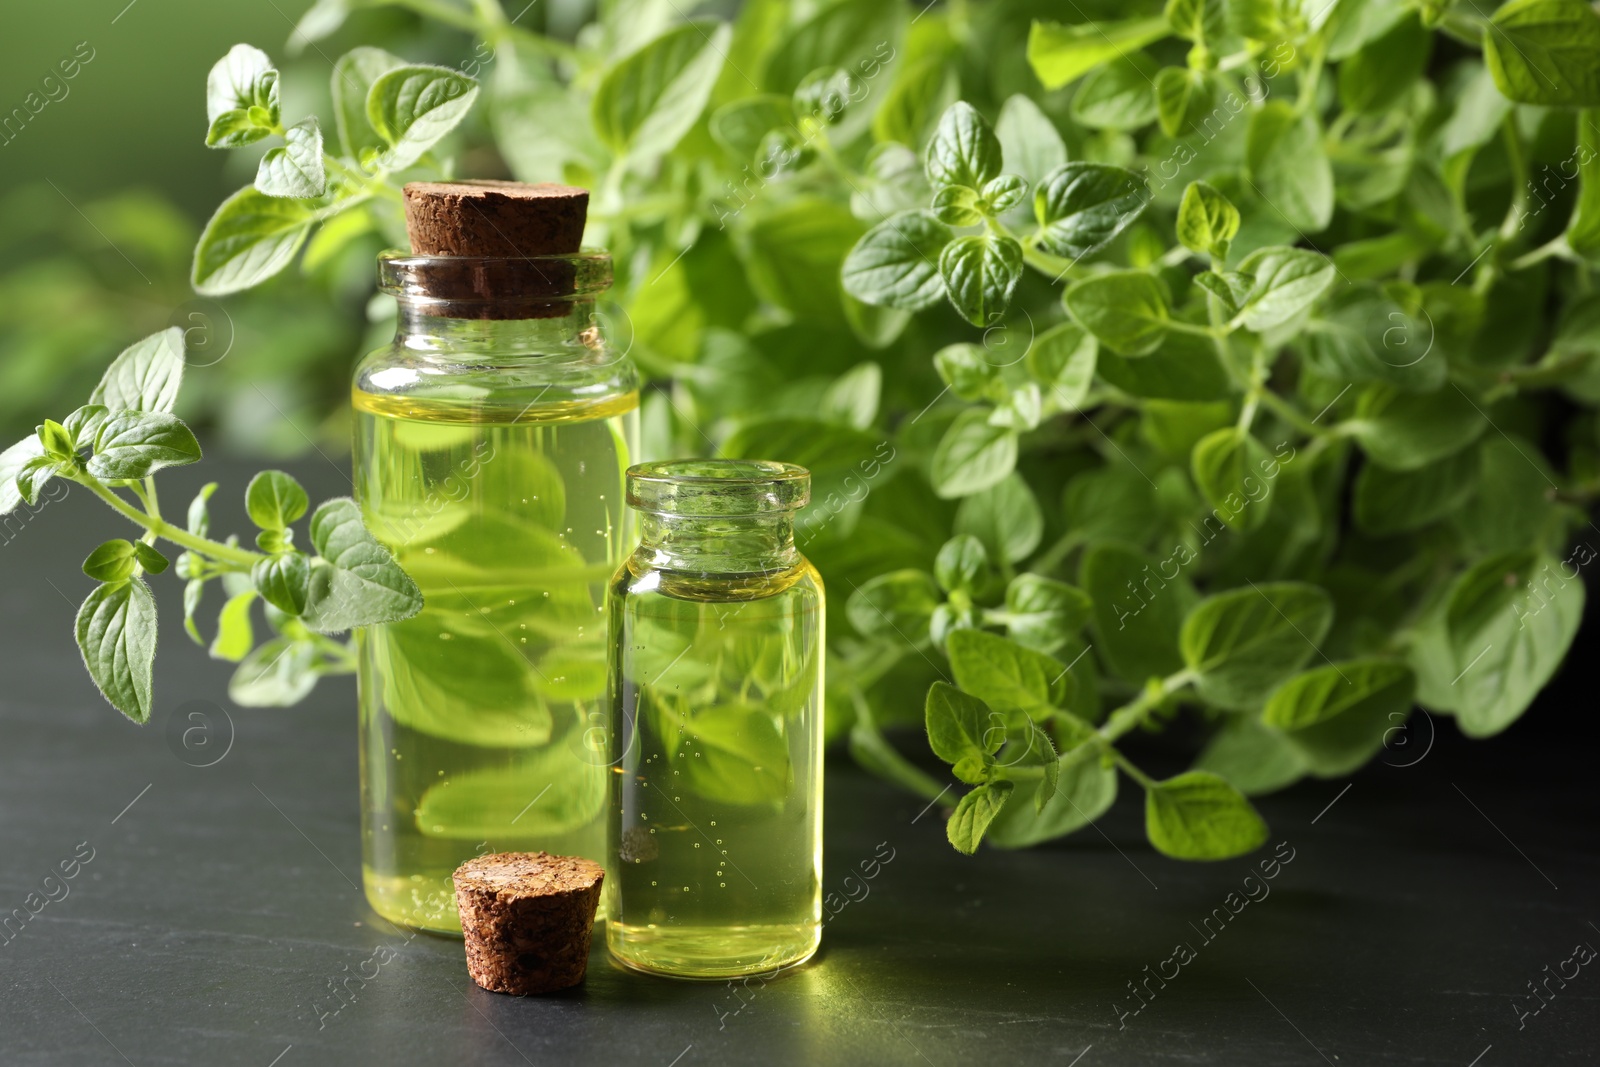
[[352, 250, 637, 934], [606, 461, 823, 978]]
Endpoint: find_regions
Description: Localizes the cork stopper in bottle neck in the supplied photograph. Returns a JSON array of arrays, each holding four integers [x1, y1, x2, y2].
[[399, 180, 590, 320]]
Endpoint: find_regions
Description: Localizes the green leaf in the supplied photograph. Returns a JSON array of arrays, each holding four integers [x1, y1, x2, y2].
[[1231, 246, 1336, 331], [1300, 287, 1448, 392], [90, 328, 186, 417], [1027, 17, 1170, 89], [934, 343, 1001, 401], [926, 681, 1003, 782], [981, 175, 1027, 215], [1177, 181, 1240, 259], [252, 553, 313, 615], [1002, 574, 1094, 654], [1033, 163, 1150, 261], [183, 578, 207, 646], [1064, 466, 1163, 549], [188, 482, 217, 538], [1263, 660, 1416, 775], [256, 117, 326, 198], [75, 579, 158, 723], [995, 95, 1068, 187], [1154, 67, 1217, 138], [1145, 771, 1269, 860], [1444, 551, 1584, 736], [932, 185, 985, 227], [934, 534, 991, 595], [985, 753, 1117, 847], [1026, 321, 1097, 411], [1166, 0, 1225, 40], [794, 67, 855, 126], [1194, 715, 1307, 795], [1180, 582, 1333, 710], [14, 456, 60, 507], [947, 629, 1073, 723], [367, 64, 480, 170], [230, 637, 319, 707], [1063, 270, 1169, 356], [925, 101, 1003, 191], [205, 44, 278, 147], [954, 474, 1043, 563], [846, 570, 940, 644], [300, 497, 424, 632], [710, 94, 792, 159], [762, 0, 903, 93], [133, 542, 168, 575], [245, 470, 310, 530], [821, 362, 881, 430], [1, 436, 46, 516], [1353, 448, 1479, 535], [1246, 102, 1334, 233], [37, 420, 73, 459], [82, 540, 139, 583], [85, 411, 202, 481], [994, 720, 1060, 807], [1568, 110, 1600, 259], [332, 46, 405, 159], [1191, 427, 1275, 531], [745, 198, 864, 324], [593, 22, 730, 159], [947, 780, 1014, 854], [1071, 53, 1162, 130], [1350, 386, 1487, 471], [930, 410, 1019, 498], [192, 184, 317, 296], [211, 590, 257, 663], [872, 55, 958, 148], [939, 233, 1024, 327], [1096, 329, 1231, 399], [1081, 542, 1190, 683], [1456, 436, 1555, 553], [1484, 0, 1600, 107], [1338, 12, 1430, 114], [62, 405, 110, 448], [841, 210, 954, 311]]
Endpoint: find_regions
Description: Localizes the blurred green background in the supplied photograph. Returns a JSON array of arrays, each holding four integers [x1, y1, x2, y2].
[[0, 0, 565, 455]]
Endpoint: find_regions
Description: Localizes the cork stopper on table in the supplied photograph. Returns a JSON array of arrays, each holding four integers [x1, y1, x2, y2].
[[399, 180, 590, 319], [453, 851, 605, 996]]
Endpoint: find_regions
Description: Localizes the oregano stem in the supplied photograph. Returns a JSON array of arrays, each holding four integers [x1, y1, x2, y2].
[[1256, 389, 1328, 436], [1099, 669, 1196, 742], [75, 475, 263, 567], [1112, 751, 1158, 790]]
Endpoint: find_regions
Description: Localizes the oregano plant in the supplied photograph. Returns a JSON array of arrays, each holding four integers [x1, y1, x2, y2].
[[12, 0, 1600, 864], [0, 328, 421, 720]]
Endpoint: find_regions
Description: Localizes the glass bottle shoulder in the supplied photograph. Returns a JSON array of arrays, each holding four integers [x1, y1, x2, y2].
[[612, 553, 824, 606], [352, 334, 639, 425]]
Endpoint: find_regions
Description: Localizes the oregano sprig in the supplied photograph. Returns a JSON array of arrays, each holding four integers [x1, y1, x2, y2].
[[0, 328, 421, 722]]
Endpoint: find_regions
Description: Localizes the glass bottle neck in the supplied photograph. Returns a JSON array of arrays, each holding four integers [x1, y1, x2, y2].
[[635, 512, 800, 577], [393, 297, 601, 357]]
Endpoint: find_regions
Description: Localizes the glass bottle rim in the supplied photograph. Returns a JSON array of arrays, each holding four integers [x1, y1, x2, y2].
[[378, 247, 613, 310], [626, 459, 811, 517]]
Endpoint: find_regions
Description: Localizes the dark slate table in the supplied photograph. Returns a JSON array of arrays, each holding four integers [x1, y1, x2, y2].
[[3, 461, 1596, 1066]]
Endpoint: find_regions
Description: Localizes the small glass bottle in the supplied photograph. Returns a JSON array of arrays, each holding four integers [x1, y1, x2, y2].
[[606, 460, 824, 978], [352, 248, 638, 933]]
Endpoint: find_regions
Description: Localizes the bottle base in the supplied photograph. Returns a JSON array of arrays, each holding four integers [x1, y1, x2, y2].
[[606, 921, 819, 980], [363, 869, 464, 937]]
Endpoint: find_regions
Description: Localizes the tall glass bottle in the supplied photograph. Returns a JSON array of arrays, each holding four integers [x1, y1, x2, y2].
[[606, 460, 824, 978], [353, 250, 638, 933]]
